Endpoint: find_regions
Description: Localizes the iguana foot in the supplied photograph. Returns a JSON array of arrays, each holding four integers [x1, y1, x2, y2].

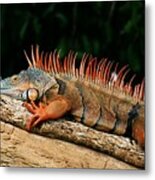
[[23, 101, 46, 130], [23, 96, 71, 130]]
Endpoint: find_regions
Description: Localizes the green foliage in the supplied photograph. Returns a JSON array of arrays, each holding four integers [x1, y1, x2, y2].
[[1, 1, 144, 80]]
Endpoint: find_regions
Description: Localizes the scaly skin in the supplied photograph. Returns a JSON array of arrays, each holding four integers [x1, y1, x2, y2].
[[0, 46, 145, 148]]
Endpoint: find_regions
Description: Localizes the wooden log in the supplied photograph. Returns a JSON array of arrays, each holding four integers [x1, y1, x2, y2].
[[0, 95, 144, 169], [1, 121, 138, 169]]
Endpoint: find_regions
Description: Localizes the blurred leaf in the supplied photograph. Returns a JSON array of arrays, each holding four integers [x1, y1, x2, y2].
[[93, 40, 99, 55], [57, 38, 68, 57], [20, 20, 29, 40], [42, 4, 55, 17], [55, 13, 68, 26], [32, 17, 41, 35], [82, 35, 90, 51], [123, 20, 133, 33]]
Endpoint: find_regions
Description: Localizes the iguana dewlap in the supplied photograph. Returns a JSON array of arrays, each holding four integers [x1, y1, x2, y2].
[[0, 45, 145, 148]]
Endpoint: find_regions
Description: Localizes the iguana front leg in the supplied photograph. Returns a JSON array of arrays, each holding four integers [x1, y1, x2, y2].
[[23, 96, 71, 130]]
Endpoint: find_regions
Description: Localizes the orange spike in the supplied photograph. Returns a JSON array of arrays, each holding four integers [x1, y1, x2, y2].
[[40, 51, 44, 70], [85, 59, 91, 79], [24, 50, 33, 67], [56, 51, 61, 73], [103, 60, 111, 84], [80, 53, 88, 78], [86, 58, 95, 80], [106, 61, 114, 83], [114, 62, 119, 73], [139, 79, 144, 101], [63, 56, 67, 74], [115, 64, 128, 86], [53, 50, 58, 74], [128, 74, 136, 88], [133, 84, 140, 100], [75, 68, 79, 78], [69, 51, 74, 75], [133, 86, 137, 99], [49, 52, 54, 73], [66, 52, 71, 74], [96, 59, 103, 76], [44, 53, 48, 72], [54, 50, 59, 73], [35, 45, 40, 68], [92, 58, 97, 81], [117, 65, 128, 80], [70, 51, 75, 75], [31, 45, 36, 67], [119, 68, 130, 89], [72, 53, 77, 76], [98, 58, 108, 83], [47, 52, 52, 72]]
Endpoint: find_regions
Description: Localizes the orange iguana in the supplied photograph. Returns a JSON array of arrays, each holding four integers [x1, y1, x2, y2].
[[0, 45, 145, 148]]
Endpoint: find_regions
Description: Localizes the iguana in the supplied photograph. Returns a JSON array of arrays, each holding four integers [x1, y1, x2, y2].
[[0, 45, 145, 148]]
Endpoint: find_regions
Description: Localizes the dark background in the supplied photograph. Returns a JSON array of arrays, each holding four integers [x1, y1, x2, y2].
[[1, 1, 144, 84]]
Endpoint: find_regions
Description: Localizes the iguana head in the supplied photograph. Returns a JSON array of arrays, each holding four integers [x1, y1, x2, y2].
[[0, 67, 59, 101]]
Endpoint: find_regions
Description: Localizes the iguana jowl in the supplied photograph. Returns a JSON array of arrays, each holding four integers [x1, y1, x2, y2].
[[0, 45, 145, 148]]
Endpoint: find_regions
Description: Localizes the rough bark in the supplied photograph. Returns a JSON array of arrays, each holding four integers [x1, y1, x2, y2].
[[1, 121, 137, 169], [0, 95, 144, 169]]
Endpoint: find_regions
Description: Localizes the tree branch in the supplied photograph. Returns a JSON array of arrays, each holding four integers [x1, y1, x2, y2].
[[0, 95, 144, 168]]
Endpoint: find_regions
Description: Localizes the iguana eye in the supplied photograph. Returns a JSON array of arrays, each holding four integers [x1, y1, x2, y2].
[[22, 88, 39, 101], [11, 75, 19, 83]]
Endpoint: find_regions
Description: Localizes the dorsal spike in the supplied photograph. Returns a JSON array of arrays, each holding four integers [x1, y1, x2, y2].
[[92, 58, 97, 81], [63, 56, 67, 74], [103, 60, 111, 83], [85, 58, 95, 80], [35, 45, 40, 68], [129, 74, 136, 88], [118, 65, 128, 78], [96, 58, 108, 83], [24, 50, 33, 67], [49, 52, 54, 73], [72, 55, 76, 76], [115, 64, 129, 87], [56, 51, 61, 72], [80, 53, 88, 78], [68, 51, 73, 76], [114, 62, 119, 73], [40, 51, 44, 70], [139, 79, 144, 101], [120, 68, 130, 89], [31, 45, 36, 67], [106, 61, 114, 83], [52, 50, 58, 74], [44, 53, 48, 72]]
